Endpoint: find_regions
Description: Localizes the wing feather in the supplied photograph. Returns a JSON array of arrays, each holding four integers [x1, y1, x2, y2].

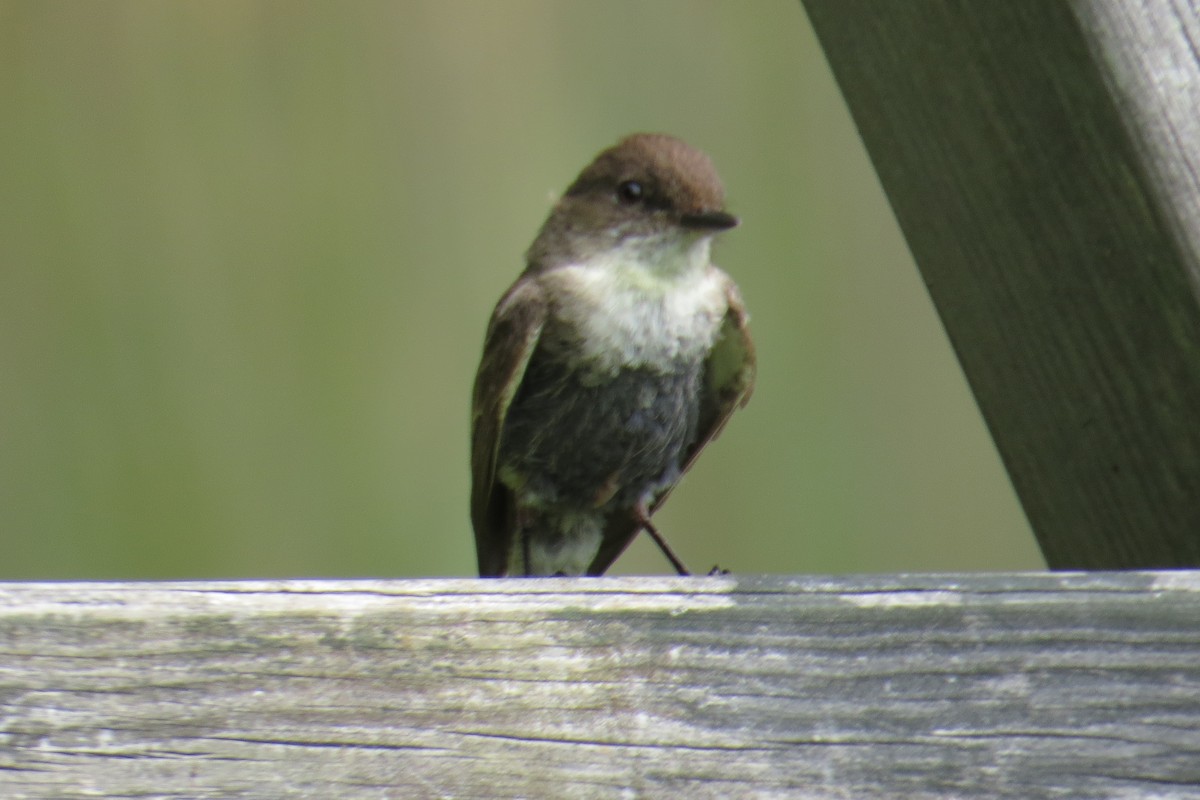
[[470, 278, 547, 576], [671, 276, 756, 488]]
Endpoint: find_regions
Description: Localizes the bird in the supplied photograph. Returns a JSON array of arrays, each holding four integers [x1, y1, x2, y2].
[[470, 133, 755, 577]]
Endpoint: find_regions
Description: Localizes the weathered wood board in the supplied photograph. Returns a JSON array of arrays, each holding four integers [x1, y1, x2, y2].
[[2, 574, 1199, 798]]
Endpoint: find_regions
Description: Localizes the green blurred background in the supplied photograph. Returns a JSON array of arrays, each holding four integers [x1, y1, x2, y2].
[[0, 1, 1043, 579]]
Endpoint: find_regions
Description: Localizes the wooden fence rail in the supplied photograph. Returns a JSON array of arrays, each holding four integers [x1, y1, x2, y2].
[[3, 573, 1200, 798]]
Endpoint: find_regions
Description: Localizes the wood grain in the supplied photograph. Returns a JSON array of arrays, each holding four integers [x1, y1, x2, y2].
[[2, 574, 1200, 798], [800, 0, 1200, 568]]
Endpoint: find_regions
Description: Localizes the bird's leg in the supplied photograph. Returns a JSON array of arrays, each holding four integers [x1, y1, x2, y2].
[[513, 504, 534, 577], [633, 503, 691, 576]]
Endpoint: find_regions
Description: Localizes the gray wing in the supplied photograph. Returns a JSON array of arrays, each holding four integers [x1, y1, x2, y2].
[[670, 276, 756, 486], [470, 278, 547, 577], [587, 273, 756, 575]]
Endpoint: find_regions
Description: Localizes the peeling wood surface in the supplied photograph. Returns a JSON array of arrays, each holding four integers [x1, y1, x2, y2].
[[800, 0, 1200, 569], [2, 574, 1200, 798]]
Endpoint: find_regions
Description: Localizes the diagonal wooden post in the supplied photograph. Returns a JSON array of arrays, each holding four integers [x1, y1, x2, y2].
[[800, 1, 1200, 568]]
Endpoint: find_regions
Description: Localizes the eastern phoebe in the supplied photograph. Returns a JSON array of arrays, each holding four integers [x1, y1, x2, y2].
[[470, 133, 755, 577]]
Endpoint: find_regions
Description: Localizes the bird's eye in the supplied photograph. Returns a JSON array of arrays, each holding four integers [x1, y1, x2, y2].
[[617, 180, 644, 204]]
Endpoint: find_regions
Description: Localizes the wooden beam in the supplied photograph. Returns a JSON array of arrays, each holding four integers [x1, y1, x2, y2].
[[799, 1, 1200, 568], [2, 575, 1200, 797]]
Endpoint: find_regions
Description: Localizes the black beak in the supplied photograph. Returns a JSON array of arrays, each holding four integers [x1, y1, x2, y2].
[[680, 209, 739, 231]]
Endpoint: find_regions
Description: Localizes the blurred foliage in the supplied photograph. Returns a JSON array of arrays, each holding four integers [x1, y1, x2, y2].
[[0, 1, 1043, 578]]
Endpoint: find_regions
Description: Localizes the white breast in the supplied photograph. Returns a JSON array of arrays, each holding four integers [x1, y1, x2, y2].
[[539, 239, 730, 375]]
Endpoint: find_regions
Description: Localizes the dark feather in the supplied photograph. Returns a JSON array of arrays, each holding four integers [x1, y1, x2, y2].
[[470, 278, 547, 576]]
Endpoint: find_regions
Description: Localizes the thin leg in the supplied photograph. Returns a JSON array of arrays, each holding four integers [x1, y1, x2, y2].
[[516, 505, 533, 577], [634, 503, 691, 577]]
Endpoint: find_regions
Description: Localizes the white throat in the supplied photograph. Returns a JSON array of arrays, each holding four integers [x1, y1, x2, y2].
[[540, 234, 729, 374]]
